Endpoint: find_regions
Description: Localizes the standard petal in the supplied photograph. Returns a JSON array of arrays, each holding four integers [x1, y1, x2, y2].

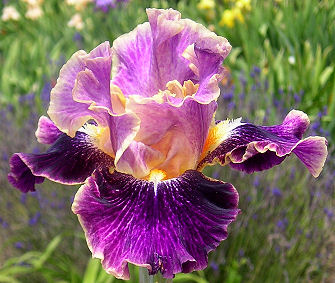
[[111, 8, 231, 101], [124, 96, 217, 178], [199, 110, 328, 177], [8, 130, 114, 193], [72, 169, 239, 279], [47, 41, 113, 137], [115, 141, 164, 178]]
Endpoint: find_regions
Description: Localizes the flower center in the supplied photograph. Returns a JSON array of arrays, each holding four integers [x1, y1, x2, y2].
[[147, 169, 167, 182]]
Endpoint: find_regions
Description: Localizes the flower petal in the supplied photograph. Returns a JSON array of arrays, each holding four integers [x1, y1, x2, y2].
[[8, 130, 114, 193], [72, 169, 239, 279], [47, 41, 112, 137], [8, 154, 45, 193], [35, 116, 62, 144], [111, 8, 231, 101], [115, 141, 164, 178], [124, 96, 217, 178], [199, 110, 328, 177]]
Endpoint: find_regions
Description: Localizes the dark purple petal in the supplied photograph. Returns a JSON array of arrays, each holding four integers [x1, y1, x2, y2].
[[199, 110, 327, 177], [8, 131, 114, 193], [72, 169, 239, 279], [8, 154, 44, 193]]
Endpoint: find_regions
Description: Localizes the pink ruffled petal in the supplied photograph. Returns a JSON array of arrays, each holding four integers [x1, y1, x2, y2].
[[48, 42, 112, 137], [35, 116, 62, 144], [124, 96, 217, 178], [112, 8, 231, 103]]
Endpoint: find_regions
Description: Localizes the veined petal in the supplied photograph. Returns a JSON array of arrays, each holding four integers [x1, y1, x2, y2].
[[8, 155, 45, 193], [47, 42, 113, 137], [124, 95, 217, 178], [8, 128, 114, 193], [35, 116, 62, 144], [72, 169, 239, 279], [199, 110, 328, 178]]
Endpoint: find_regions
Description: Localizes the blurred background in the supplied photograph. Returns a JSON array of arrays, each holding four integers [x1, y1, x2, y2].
[[0, 0, 334, 282]]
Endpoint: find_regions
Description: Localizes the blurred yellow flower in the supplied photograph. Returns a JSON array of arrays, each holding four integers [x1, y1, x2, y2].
[[232, 7, 244, 22], [197, 0, 215, 10], [25, 4, 43, 20], [1, 6, 20, 21], [21, 0, 43, 5], [219, 9, 234, 27], [219, 6, 245, 27], [236, 0, 251, 11], [68, 13, 84, 30], [66, 0, 92, 11]]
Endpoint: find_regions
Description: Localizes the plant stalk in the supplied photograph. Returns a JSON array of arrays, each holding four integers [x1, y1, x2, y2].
[[139, 267, 173, 283]]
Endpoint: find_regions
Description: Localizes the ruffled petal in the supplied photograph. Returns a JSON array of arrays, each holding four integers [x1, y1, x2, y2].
[[199, 110, 328, 178], [123, 96, 217, 178], [8, 130, 114, 193], [72, 169, 239, 279], [115, 141, 164, 178], [47, 41, 113, 137], [8, 155, 45, 193], [111, 8, 231, 101], [35, 116, 62, 144]]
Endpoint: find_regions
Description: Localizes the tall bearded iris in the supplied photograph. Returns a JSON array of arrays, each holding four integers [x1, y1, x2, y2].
[[8, 8, 327, 280]]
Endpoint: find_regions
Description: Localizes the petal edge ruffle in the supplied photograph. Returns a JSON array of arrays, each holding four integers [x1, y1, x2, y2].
[[8, 130, 114, 193], [199, 110, 328, 178], [72, 169, 239, 279]]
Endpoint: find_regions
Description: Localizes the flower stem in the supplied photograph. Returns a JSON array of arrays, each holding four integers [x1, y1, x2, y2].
[[138, 267, 173, 283]]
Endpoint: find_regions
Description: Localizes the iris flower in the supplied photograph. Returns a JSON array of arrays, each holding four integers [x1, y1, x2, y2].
[[8, 9, 327, 280]]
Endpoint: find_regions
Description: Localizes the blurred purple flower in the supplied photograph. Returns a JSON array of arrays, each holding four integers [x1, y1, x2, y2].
[[28, 211, 41, 226], [19, 93, 35, 105], [73, 32, 82, 42], [276, 218, 288, 230], [272, 187, 282, 197], [239, 74, 247, 87], [253, 175, 260, 187], [32, 146, 40, 154], [293, 93, 300, 104], [324, 208, 333, 219], [95, 0, 118, 11], [290, 167, 296, 179], [210, 261, 219, 271], [20, 193, 27, 204], [223, 91, 234, 101], [2, 152, 9, 161], [2, 221, 9, 228], [228, 101, 236, 110], [15, 242, 24, 249], [41, 82, 52, 109], [253, 66, 261, 74]]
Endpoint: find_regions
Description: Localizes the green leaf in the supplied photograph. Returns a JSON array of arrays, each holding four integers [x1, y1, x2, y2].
[[33, 235, 62, 269], [82, 258, 100, 283], [319, 66, 334, 87], [0, 275, 21, 283]]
